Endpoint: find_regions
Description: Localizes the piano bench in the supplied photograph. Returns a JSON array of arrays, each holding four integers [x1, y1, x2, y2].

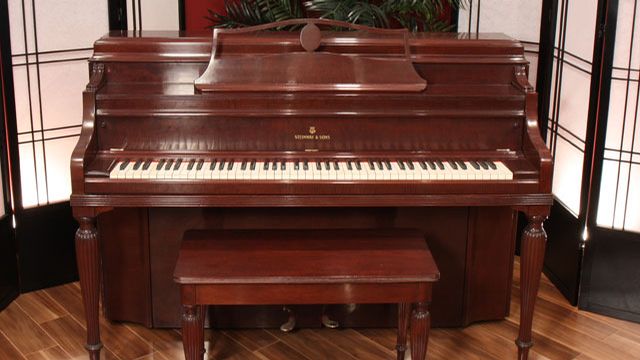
[[173, 228, 440, 360]]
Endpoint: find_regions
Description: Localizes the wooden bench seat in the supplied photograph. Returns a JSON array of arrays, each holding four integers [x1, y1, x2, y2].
[[174, 228, 440, 360]]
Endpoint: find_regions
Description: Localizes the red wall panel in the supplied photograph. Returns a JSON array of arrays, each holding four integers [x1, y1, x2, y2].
[[185, 0, 225, 31]]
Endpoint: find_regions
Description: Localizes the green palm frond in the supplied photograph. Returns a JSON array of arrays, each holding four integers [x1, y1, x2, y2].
[[207, 0, 467, 31], [207, 0, 303, 29], [304, 0, 388, 28]]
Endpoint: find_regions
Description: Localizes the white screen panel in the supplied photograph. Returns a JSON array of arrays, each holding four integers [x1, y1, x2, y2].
[[18, 143, 38, 207], [35, 0, 109, 52], [7, 0, 34, 56], [624, 164, 640, 231], [39, 61, 88, 130], [457, 0, 542, 86], [611, 0, 640, 69], [552, 138, 584, 214], [596, 0, 640, 233], [11, 66, 38, 135], [563, 0, 597, 62], [128, 0, 179, 31], [546, 0, 597, 217], [556, 66, 591, 141], [8, 0, 109, 208], [45, 137, 78, 203]]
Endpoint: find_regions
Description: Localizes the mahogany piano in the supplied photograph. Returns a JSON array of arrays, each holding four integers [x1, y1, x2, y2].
[[70, 19, 552, 360]]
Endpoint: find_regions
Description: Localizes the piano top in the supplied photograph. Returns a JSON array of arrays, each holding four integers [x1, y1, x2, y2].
[[91, 30, 528, 64]]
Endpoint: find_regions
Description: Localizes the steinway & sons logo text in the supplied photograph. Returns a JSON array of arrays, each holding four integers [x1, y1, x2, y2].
[[294, 126, 331, 141]]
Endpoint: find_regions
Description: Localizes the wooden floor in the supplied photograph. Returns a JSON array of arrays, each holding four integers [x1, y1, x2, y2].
[[1, 258, 639, 360]]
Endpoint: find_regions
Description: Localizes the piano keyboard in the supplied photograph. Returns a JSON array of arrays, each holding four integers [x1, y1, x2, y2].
[[108, 159, 513, 181]]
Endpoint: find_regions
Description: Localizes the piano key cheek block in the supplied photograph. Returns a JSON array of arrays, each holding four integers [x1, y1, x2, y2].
[[70, 19, 552, 360]]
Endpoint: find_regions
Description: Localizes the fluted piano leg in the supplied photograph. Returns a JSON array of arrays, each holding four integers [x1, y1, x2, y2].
[[75, 216, 102, 360], [410, 302, 431, 360], [396, 303, 411, 360], [182, 305, 205, 360], [517, 213, 548, 360]]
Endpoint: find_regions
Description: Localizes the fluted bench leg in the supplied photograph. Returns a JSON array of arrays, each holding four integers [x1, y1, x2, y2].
[[182, 305, 205, 360], [411, 302, 431, 360]]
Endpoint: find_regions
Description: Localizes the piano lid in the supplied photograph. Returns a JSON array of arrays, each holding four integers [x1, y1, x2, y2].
[[194, 19, 427, 93]]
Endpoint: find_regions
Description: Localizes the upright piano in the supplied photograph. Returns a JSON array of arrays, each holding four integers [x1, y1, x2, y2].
[[71, 19, 552, 360]]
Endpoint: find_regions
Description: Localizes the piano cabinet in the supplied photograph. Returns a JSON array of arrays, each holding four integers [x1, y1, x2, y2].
[[98, 206, 518, 329]]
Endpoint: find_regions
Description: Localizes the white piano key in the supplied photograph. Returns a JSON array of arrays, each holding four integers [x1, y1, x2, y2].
[[336, 163, 345, 180], [197, 162, 207, 179], [172, 161, 188, 179], [109, 161, 122, 179], [462, 162, 477, 180], [117, 162, 132, 179], [140, 161, 154, 179], [496, 161, 513, 180], [408, 162, 421, 180]]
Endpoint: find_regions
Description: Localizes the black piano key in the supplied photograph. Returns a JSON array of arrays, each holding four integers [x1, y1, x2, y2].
[[165, 159, 174, 170], [294, 161, 300, 170], [187, 159, 195, 171], [156, 159, 166, 171], [303, 161, 309, 171], [133, 160, 142, 170], [355, 161, 362, 171], [324, 161, 331, 170], [427, 160, 436, 170], [479, 161, 489, 170], [281, 162, 286, 171], [470, 161, 481, 170], [196, 159, 204, 170], [398, 160, 405, 170], [488, 161, 497, 170], [227, 161, 234, 170], [448, 160, 458, 170], [263, 161, 270, 171], [272, 161, 277, 171], [385, 161, 392, 170], [241, 161, 247, 171], [316, 162, 322, 171], [457, 160, 467, 170], [407, 161, 414, 170], [250, 160, 256, 170], [119, 160, 130, 170], [333, 161, 339, 170], [436, 160, 445, 170], [142, 160, 151, 171], [369, 160, 375, 170], [219, 159, 226, 170], [376, 161, 383, 170], [210, 159, 217, 170], [347, 161, 353, 171], [173, 158, 183, 170], [419, 161, 427, 170]]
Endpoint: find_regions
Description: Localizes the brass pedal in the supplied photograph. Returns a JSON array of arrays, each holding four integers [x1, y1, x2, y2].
[[279, 306, 296, 332], [321, 305, 340, 329]]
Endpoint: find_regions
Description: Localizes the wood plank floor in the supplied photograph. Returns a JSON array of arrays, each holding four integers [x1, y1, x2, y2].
[[1, 258, 639, 360]]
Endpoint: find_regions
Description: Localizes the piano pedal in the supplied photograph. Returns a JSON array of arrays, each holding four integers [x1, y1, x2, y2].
[[345, 303, 358, 314], [279, 306, 296, 332], [321, 305, 340, 329], [321, 314, 339, 329]]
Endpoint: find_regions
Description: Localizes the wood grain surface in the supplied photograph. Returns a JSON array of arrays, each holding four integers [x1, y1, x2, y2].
[[1, 257, 638, 359]]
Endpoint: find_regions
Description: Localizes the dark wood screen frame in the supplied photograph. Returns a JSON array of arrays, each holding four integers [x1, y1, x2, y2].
[[0, 0, 20, 309]]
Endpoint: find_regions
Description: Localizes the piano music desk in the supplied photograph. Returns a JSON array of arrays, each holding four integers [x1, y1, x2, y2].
[[173, 228, 440, 360]]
